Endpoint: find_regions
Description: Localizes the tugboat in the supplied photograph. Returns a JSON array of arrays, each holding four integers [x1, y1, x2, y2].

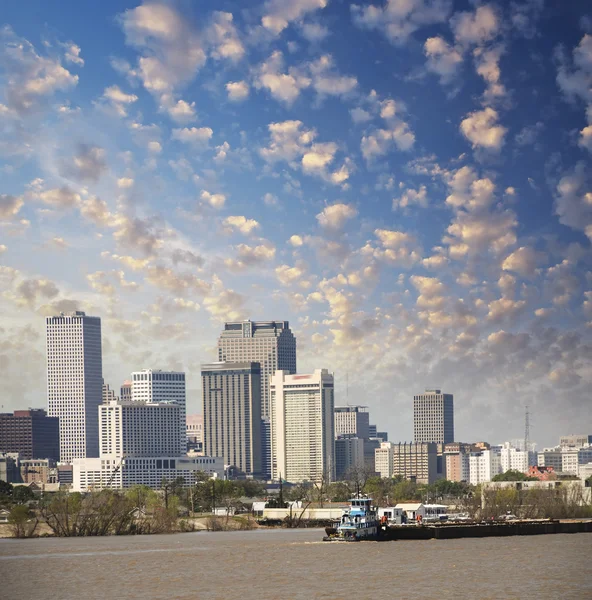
[[323, 496, 380, 542]]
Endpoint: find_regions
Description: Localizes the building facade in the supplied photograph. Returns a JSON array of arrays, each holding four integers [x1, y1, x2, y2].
[[537, 447, 563, 471], [335, 437, 365, 480], [102, 380, 118, 404], [100, 400, 184, 458], [20, 459, 57, 484], [469, 450, 502, 485], [500, 442, 536, 473], [186, 414, 203, 453], [0, 409, 59, 461], [270, 369, 335, 483], [120, 381, 132, 401], [201, 362, 262, 478], [413, 389, 454, 444], [217, 321, 296, 419], [376, 442, 438, 484], [46, 311, 103, 462], [334, 406, 370, 439], [559, 434, 592, 448]]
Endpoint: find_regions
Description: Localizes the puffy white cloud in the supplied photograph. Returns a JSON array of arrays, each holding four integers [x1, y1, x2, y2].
[[289, 234, 304, 246], [363, 229, 422, 267], [202, 275, 246, 322], [172, 126, 213, 145], [87, 270, 139, 296], [262, 0, 328, 35], [555, 34, 592, 105], [460, 107, 507, 151], [424, 36, 462, 84], [0, 26, 79, 115], [62, 43, 84, 66], [451, 4, 499, 47], [350, 107, 372, 123], [351, 0, 452, 46], [226, 80, 249, 102], [554, 161, 592, 241], [200, 190, 226, 210], [276, 263, 309, 286], [117, 177, 135, 189], [148, 141, 162, 153], [299, 21, 330, 42], [486, 296, 527, 323], [60, 145, 107, 183], [223, 215, 260, 235], [253, 51, 311, 105], [316, 203, 358, 230], [393, 184, 428, 209], [308, 54, 358, 98], [474, 45, 506, 102], [502, 246, 542, 278], [161, 97, 196, 123], [225, 243, 276, 270], [207, 12, 245, 62], [260, 120, 350, 185], [445, 166, 495, 211], [101, 85, 138, 116], [0, 195, 24, 219]]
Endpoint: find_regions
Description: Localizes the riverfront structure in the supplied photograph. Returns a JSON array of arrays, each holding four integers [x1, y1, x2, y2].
[[0, 409, 59, 461], [270, 369, 335, 483], [201, 362, 262, 478], [46, 311, 103, 462], [413, 389, 454, 445]]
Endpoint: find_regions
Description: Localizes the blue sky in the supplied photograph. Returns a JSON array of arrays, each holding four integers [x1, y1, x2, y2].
[[1, 0, 591, 447]]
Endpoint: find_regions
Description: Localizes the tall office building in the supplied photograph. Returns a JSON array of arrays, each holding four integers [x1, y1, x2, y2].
[[0, 409, 59, 461], [375, 441, 438, 484], [413, 389, 454, 444], [335, 437, 365, 480], [46, 311, 103, 462], [201, 362, 262, 478], [334, 406, 370, 439], [120, 381, 132, 401], [131, 369, 186, 447], [102, 380, 118, 403], [217, 321, 296, 419], [270, 369, 335, 484]]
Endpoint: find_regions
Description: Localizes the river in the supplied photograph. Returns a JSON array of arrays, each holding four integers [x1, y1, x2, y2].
[[1, 529, 590, 599]]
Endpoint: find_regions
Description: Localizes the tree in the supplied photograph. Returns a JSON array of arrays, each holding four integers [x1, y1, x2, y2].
[[9, 505, 38, 538], [12, 485, 35, 504], [492, 470, 537, 482], [0, 480, 12, 496]]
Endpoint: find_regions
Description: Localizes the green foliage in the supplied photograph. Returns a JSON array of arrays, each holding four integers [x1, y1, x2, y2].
[[8, 504, 38, 538], [12, 485, 35, 504], [0, 480, 12, 496], [492, 470, 537, 482]]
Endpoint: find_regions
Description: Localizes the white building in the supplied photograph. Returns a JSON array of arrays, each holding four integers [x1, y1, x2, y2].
[[201, 362, 262, 478], [562, 446, 592, 476], [334, 406, 370, 439], [469, 450, 502, 485], [131, 369, 186, 447], [559, 434, 591, 449], [335, 437, 365, 480], [413, 389, 454, 444], [500, 442, 536, 474], [270, 369, 335, 483], [187, 414, 203, 444], [375, 441, 438, 484], [72, 455, 224, 492], [100, 400, 184, 458], [46, 311, 103, 462], [375, 442, 393, 478]]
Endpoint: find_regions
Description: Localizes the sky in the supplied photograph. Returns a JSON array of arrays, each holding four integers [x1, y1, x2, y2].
[[0, 0, 591, 449]]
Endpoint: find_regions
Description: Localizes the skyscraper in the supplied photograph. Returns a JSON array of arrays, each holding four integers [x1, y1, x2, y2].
[[334, 406, 370, 439], [270, 369, 335, 483], [46, 311, 102, 462], [413, 389, 454, 444], [131, 369, 186, 447], [201, 362, 262, 478], [217, 321, 296, 419], [0, 409, 59, 461]]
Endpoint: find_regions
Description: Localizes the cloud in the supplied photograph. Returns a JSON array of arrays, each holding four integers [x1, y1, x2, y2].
[[555, 34, 592, 105], [15, 278, 60, 307], [502, 246, 542, 278], [514, 121, 544, 146], [351, 0, 452, 45], [171, 126, 213, 145], [554, 161, 592, 241], [451, 4, 500, 47], [487, 296, 527, 323], [207, 12, 245, 62], [260, 120, 350, 185], [225, 243, 276, 270], [316, 203, 358, 230], [445, 166, 495, 211], [226, 80, 249, 102], [393, 185, 429, 209], [0, 195, 24, 219], [308, 54, 358, 98], [62, 144, 108, 182], [350, 107, 372, 123], [262, 0, 328, 35], [87, 270, 139, 296], [276, 263, 308, 286], [460, 107, 507, 151], [253, 51, 311, 105], [202, 275, 246, 321], [510, 0, 544, 39], [117, 177, 135, 189], [474, 45, 506, 102], [28, 184, 81, 208], [200, 190, 226, 209], [223, 215, 260, 235], [362, 229, 422, 267], [170, 248, 204, 268], [161, 97, 196, 123], [289, 234, 304, 246], [299, 21, 330, 42], [0, 26, 79, 115], [101, 85, 138, 116], [424, 36, 463, 84], [112, 215, 164, 256]]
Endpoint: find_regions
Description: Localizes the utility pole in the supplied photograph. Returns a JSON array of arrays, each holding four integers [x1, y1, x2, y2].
[[524, 405, 530, 454]]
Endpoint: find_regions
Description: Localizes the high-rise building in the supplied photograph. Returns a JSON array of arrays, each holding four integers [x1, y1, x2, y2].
[[201, 362, 262, 478], [120, 381, 132, 401], [559, 434, 592, 449], [537, 447, 563, 471], [375, 442, 438, 484], [102, 380, 118, 404], [131, 369, 186, 447], [0, 409, 59, 461], [500, 442, 536, 473], [270, 369, 335, 484], [413, 389, 454, 444], [217, 321, 296, 419], [334, 406, 370, 439], [100, 400, 184, 458], [186, 414, 203, 452], [335, 437, 365, 480], [46, 311, 103, 462], [469, 450, 501, 485]]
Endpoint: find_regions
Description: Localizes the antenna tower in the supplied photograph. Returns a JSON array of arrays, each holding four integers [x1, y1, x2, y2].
[[524, 405, 530, 453]]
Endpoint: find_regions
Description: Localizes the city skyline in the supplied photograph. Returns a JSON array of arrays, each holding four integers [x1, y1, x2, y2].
[[1, 2, 592, 448]]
